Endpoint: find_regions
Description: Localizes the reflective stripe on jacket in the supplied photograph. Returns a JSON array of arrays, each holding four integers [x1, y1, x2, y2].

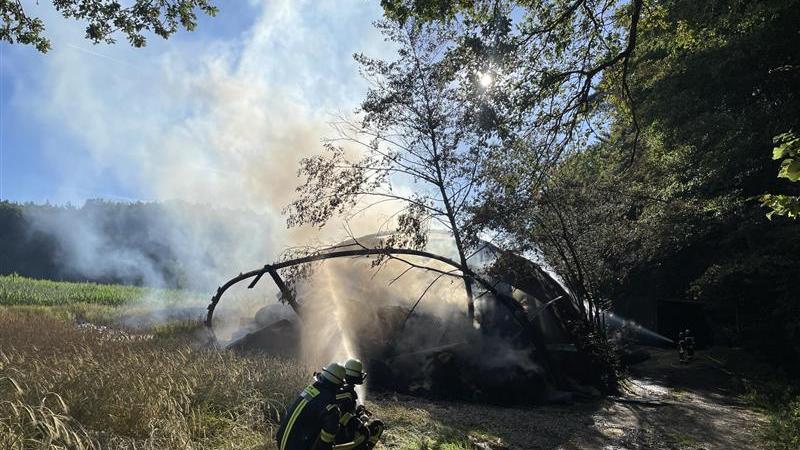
[[276, 381, 340, 450], [335, 386, 358, 427]]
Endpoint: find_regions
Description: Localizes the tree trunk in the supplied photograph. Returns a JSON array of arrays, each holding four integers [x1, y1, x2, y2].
[[450, 225, 476, 320]]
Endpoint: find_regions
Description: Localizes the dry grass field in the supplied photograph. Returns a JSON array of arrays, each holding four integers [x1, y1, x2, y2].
[[0, 310, 306, 449], [1, 275, 793, 450]]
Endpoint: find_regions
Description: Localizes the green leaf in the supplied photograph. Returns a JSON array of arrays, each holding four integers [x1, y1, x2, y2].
[[779, 159, 800, 182], [772, 132, 800, 160]]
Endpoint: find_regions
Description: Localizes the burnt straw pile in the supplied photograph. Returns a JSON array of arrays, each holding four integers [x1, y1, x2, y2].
[[209, 235, 615, 405]]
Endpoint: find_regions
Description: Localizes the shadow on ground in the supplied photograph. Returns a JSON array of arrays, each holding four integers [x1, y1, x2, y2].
[[368, 347, 766, 450]]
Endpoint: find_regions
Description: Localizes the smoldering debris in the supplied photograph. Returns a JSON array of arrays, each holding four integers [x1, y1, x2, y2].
[[377, 315, 549, 404], [218, 235, 594, 405]]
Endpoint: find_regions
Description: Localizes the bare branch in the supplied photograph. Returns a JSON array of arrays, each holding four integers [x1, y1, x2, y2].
[[399, 268, 460, 330]]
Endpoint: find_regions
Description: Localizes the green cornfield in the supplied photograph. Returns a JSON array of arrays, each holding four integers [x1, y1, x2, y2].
[[0, 273, 196, 306]]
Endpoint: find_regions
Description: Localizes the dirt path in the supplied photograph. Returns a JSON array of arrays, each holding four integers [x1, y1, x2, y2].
[[369, 347, 767, 449]]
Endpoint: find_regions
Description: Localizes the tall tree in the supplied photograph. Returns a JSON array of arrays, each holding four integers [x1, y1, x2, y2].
[[1, 0, 218, 52], [285, 20, 489, 320], [375, 0, 646, 331]]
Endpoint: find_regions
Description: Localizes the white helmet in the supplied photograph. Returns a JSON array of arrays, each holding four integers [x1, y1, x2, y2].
[[317, 362, 346, 386], [344, 358, 366, 385]]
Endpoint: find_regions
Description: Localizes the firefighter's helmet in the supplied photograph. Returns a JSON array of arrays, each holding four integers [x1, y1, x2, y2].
[[318, 362, 346, 386], [344, 358, 366, 385]]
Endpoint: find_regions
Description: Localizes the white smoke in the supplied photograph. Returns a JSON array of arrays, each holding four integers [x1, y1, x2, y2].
[[3, 1, 404, 340], [10, 2, 551, 400], [10, 1, 392, 290]]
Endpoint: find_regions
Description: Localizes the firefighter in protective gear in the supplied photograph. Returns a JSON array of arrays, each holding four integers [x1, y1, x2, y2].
[[334, 358, 384, 449], [685, 329, 696, 362], [276, 363, 345, 450]]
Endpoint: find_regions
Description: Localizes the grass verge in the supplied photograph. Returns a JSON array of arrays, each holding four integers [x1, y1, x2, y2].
[[707, 348, 800, 450], [741, 377, 800, 450]]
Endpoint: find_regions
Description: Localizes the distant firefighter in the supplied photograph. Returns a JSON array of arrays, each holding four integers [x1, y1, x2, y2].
[[335, 358, 384, 449], [276, 362, 345, 450], [685, 329, 696, 362], [678, 331, 687, 364]]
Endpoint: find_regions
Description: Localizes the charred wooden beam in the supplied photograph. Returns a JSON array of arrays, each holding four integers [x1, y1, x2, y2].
[[267, 266, 301, 316]]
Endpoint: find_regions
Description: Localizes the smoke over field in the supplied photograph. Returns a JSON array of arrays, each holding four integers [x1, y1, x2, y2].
[[18, 201, 273, 290], [1, 0, 395, 324]]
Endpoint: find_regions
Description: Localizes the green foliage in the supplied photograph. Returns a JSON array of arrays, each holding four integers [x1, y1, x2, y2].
[[580, 0, 800, 368], [0, 0, 49, 51], [761, 132, 800, 219], [761, 194, 800, 220], [601, 0, 800, 364], [772, 133, 800, 177], [381, 0, 475, 23], [1, 0, 218, 52], [765, 397, 800, 450]]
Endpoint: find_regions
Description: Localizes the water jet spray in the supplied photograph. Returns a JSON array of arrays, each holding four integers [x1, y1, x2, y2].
[[323, 264, 367, 401]]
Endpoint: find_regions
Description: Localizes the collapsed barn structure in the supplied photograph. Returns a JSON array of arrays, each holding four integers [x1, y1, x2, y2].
[[205, 233, 614, 404]]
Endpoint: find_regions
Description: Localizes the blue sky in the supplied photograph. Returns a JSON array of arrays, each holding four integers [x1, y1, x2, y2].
[[0, 0, 391, 207]]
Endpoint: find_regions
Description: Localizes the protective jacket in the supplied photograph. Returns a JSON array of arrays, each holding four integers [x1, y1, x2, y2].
[[334, 386, 383, 449], [276, 380, 341, 450], [335, 385, 360, 441]]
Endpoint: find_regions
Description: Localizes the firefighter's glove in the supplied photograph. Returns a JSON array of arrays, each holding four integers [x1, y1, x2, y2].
[[356, 420, 371, 442]]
